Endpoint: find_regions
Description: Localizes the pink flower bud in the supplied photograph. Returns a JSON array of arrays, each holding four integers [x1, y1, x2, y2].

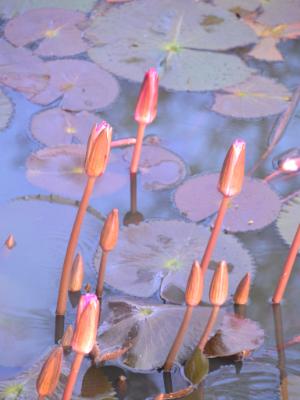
[[134, 68, 159, 125]]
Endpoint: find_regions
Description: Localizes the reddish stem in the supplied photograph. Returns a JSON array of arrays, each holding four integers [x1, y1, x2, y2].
[[62, 352, 84, 400], [111, 138, 136, 148], [200, 196, 230, 275], [272, 224, 300, 303], [130, 123, 146, 174], [96, 250, 109, 299], [263, 170, 282, 182], [198, 306, 220, 351], [163, 305, 193, 371], [56, 176, 96, 316]]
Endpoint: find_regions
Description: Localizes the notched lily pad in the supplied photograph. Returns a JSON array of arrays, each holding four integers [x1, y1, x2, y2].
[[277, 195, 300, 252], [212, 76, 291, 118], [94, 220, 255, 303], [86, 0, 256, 91], [97, 298, 263, 371], [174, 174, 281, 232], [0, 89, 13, 131], [29, 59, 119, 111], [30, 108, 99, 146], [5, 8, 88, 57]]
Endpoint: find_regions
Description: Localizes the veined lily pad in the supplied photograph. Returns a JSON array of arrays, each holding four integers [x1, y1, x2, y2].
[[97, 298, 263, 371], [5, 8, 88, 57], [174, 174, 281, 232], [94, 220, 255, 304], [0, 89, 13, 131], [212, 76, 291, 118], [30, 108, 99, 146], [0, 199, 101, 373], [29, 59, 119, 111], [276, 195, 300, 253], [85, 0, 256, 91]]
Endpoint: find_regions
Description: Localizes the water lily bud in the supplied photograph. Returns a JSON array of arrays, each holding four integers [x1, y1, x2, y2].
[[5, 234, 15, 249], [209, 261, 229, 306], [36, 346, 63, 397], [72, 294, 100, 354], [69, 253, 84, 292], [75, 293, 97, 327], [234, 273, 251, 305], [61, 325, 73, 350], [273, 148, 300, 173], [218, 139, 245, 197], [185, 260, 203, 306], [100, 209, 119, 252], [134, 68, 159, 125], [84, 121, 112, 177]]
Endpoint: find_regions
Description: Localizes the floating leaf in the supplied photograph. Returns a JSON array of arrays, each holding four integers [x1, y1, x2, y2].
[[184, 348, 209, 385], [0, 89, 13, 131], [85, 0, 256, 91], [258, 0, 300, 26], [277, 195, 300, 253], [81, 366, 117, 399], [0, 39, 49, 96], [94, 220, 255, 303], [30, 108, 99, 146], [5, 8, 88, 57], [174, 174, 281, 232], [212, 75, 291, 118], [26, 144, 186, 197], [213, 0, 261, 13], [29, 59, 119, 111], [97, 298, 263, 371], [0, 0, 97, 18], [248, 37, 284, 62], [0, 199, 101, 372]]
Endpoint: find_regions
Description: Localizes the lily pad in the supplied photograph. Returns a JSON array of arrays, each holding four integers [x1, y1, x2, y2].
[[213, 0, 261, 13], [277, 195, 300, 253], [184, 348, 209, 385], [248, 37, 284, 62], [94, 220, 255, 304], [26, 144, 186, 197], [97, 298, 263, 371], [0, 89, 13, 131], [30, 108, 99, 146], [174, 174, 281, 232], [0, 39, 49, 96], [0, 0, 97, 18], [85, 0, 256, 91], [5, 8, 88, 57], [258, 0, 300, 25], [0, 199, 101, 373], [212, 76, 291, 118], [29, 59, 119, 111]]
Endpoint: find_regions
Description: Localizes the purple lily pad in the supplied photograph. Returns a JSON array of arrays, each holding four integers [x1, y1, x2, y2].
[[0, 89, 13, 131], [94, 220, 255, 304], [30, 108, 100, 146], [258, 0, 300, 25], [277, 194, 300, 253], [97, 298, 263, 371], [174, 174, 281, 232], [212, 75, 291, 118], [29, 59, 119, 111], [5, 8, 88, 57]]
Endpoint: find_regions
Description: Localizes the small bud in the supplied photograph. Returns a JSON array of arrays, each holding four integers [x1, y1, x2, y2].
[[234, 273, 251, 305], [134, 68, 159, 125], [72, 294, 100, 354], [69, 253, 84, 292], [218, 139, 245, 197], [84, 121, 112, 177], [100, 209, 119, 252], [5, 234, 15, 249], [36, 346, 63, 397], [273, 148, 300, 173], [61, 325, 73, 350], [185, 260, 203, 306], [209, 261, 229, 306]]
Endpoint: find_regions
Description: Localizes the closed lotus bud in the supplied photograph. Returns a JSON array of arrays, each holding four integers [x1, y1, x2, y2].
[[234, 273, 251, 305], [84, 121, 112, 177], [5, 234, 15, 249], [36, 346, 63, 397], [134, 68, 159, 125], [209, 261, 229, 306], [100, 209, 119, 252], [185, 260, 203, 306], [218, 139, 245, 197], [69, 253, 84, 292], [72, 294, 100, 354], [61, 325, 73, 350]]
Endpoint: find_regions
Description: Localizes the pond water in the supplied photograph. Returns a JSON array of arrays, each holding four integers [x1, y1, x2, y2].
[[0, 1, 300, 399]]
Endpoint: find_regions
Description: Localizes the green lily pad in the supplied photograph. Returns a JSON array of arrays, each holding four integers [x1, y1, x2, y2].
[[0, 89, 13, 131], [86, 0, 256, 91], [277, 195, 300, 253], [184, 348, 209, 385], [94, 220, 255, 304]]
